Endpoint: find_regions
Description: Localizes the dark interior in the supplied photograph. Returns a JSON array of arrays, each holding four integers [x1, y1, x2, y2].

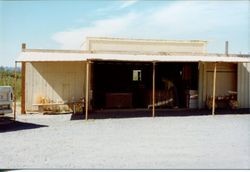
[[92, 61, 198, 109]]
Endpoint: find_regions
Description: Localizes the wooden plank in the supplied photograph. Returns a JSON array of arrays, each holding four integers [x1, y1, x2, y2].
[[152, 62, 156, 117], [14, 62, 17, 120], [21, 62, 26, 114], [89, 62, 93, 111], [203, 63, 207, 107], [212, 63, 217, 115], [85, 61, 89, 120]]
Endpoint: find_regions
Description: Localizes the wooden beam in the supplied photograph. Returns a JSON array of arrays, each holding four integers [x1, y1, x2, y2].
[[89, 62, 93, 111], [85, 61, 90, 120], [152, 62, 156, 117], [21, 62, 26, 114], [212, 62, 217, 115], [14, 62, 17, 121]]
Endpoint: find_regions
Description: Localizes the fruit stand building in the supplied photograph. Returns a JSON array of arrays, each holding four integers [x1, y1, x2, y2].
[[16, 37, 250, 119]]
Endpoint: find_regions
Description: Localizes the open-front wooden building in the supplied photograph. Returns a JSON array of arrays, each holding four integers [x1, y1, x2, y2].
[[16, 37, 250, 119]]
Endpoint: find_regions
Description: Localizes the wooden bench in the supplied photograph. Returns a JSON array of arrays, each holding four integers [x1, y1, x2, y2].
[[33, 102, 82, 114]]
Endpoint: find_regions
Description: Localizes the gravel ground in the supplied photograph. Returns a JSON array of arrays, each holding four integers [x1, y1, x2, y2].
[[0, 113, 250, 169]]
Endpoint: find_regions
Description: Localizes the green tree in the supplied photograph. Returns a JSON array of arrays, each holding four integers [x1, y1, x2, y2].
[[0, 66, 21, 100]]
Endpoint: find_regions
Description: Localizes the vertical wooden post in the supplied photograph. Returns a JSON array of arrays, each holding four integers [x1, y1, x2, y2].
[[212, 62, 217, 116], [85, 61, 89, 120], [152, 62, 156, 117], [21, 62, 26, 114], [14, 62, 17, 121]]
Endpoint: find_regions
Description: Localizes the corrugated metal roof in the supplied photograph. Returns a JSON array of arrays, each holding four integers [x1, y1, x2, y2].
[[17, 51, 250, 63]]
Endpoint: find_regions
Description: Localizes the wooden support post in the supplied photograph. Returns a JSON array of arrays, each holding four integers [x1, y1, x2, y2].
[[85, 61, 89, 120], [152, 62, 156, 117], [14, 62, 17, 121], [21, 62, 26, 114], [212, 62, 217, 116]]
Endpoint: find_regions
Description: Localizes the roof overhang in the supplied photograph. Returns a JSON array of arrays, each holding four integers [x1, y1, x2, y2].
[[86, 53, 250, 63], [16, 51, 86, 62], [16, 51, 250, 63]]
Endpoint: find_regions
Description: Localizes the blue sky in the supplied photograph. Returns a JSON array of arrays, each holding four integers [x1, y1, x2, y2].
[[0, 0, 249, 67]]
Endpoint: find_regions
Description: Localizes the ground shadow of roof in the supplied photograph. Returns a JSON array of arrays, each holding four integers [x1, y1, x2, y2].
[[0, 117, 48, 133], [70, 108, 250, 120]]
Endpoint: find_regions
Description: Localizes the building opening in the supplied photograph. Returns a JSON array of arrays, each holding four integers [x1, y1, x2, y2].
[[155, 62, 198, 109], [92, 61, 199, 110]]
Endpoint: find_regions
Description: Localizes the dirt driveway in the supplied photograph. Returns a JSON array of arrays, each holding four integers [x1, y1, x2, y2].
[[0, 113, 250, 169]]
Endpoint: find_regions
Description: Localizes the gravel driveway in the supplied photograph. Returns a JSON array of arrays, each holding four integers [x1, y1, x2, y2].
[[0, 114, 250, 169]]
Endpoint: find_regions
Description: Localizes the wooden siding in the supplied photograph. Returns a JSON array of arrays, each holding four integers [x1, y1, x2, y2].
[[200, 63, 237, 107], [25, 62, 86, 111], [238, 63, 250, 108], [86, 38, 207, 54]]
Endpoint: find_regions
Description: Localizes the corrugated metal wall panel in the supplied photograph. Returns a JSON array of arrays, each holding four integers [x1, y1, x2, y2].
[[238, 63, 250, 108], [25, 62, 86, 111]]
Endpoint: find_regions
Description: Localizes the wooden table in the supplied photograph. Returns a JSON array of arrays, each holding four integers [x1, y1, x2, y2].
[[33, 101, 82, 114]]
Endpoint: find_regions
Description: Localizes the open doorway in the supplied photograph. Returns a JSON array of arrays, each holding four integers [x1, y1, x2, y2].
[[92, 61, 198, 110], [92, 61, 152, 109], [155, 63, 198, 108]]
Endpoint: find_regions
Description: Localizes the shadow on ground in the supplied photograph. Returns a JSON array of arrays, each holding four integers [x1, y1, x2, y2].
[[70, 108, 250, 120], [0, 117, 48, 133]]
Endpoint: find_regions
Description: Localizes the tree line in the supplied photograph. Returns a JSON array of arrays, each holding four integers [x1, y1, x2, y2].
[[0, 66, 21, 100]]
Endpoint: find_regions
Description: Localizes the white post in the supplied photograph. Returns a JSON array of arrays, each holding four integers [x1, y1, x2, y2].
[[212, 62, 217, 116], [85, 61, 89, 120]]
